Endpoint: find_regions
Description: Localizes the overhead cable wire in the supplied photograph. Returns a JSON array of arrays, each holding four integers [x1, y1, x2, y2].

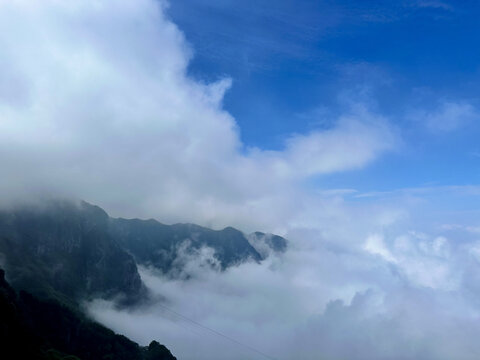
[[156, 302, 278, 360]]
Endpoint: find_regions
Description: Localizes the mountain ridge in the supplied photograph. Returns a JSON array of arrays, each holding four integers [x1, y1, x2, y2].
[[0, 198, 288, 359]]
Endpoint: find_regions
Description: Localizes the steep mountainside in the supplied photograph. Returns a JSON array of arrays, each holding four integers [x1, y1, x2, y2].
[[247, 231, 288, 258], [0, 200, 287, 301], [0, 199, 288, 360], [0, 200, 145, 305], [110, 218, 265, 273], [0, 268, 176, 360]]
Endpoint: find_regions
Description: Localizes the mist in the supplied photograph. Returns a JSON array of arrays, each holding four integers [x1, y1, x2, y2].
[[87, 218, 480, 359]]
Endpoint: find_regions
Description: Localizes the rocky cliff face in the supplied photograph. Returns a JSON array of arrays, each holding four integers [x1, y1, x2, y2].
[[0, 200, 288, 301], [0, 200, 145, 304]]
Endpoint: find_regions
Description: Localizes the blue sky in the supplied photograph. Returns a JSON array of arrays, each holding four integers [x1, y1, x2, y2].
[[167, 0, 480, 192]]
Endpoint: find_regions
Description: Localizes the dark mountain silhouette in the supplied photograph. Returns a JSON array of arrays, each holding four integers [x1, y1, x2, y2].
[[0, 268, 176, 360], [0, 200, 145, 306], [110, 218, 265, 274]]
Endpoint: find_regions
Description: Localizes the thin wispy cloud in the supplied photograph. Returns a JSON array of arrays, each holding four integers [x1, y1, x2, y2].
[[414, 1, 453, 11], [423, 101, 479, 133]]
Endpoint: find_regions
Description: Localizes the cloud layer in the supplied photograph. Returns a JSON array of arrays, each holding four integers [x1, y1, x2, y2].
[[88, 219, 480, 360]]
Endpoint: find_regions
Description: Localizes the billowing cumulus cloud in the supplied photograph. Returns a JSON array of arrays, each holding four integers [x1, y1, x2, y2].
[[0, 0, 395, 231]]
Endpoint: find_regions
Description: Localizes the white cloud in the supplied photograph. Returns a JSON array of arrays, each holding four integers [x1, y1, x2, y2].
[[414, 1, 453, 11], [85, 181, 480, 360], [420, 101, 478, 133], [0, 0, 395, 232], [364, 233, 397, 263], [88, 221, 480, 360]]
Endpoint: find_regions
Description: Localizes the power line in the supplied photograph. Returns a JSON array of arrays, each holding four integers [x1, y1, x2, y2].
[[156, 302, 278, 360]]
